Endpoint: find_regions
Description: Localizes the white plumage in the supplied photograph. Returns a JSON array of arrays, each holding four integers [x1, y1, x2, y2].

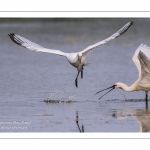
[[96, 44, 150, 101], [9, 21, 133, 87]]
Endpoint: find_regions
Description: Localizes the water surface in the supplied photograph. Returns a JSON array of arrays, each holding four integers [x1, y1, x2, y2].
[[0, 18, 150, 132]]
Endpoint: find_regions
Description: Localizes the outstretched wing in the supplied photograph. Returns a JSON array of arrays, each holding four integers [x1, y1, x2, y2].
[[132, 44, 150, 81], [8, 33, 67, 57], [80, 21, 133, 57]]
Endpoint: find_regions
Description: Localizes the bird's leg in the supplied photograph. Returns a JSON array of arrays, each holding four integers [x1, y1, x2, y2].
[[81, 66, 83, 79], [75, 71, 80, 88], [145, 91, 148, 100], [145, 91, 148, 109]]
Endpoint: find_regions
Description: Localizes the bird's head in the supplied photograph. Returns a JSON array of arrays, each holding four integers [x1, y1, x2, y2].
[[95, 82, 127, 99], [114, 82, 127, 89]]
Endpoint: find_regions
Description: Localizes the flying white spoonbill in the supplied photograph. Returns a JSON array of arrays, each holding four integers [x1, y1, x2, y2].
[[8, 21, 133, 87], [95, 44, 150, 102]]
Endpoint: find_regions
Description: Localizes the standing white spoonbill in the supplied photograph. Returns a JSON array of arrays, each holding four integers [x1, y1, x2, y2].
[[95, 44, 150, 103], [8, 21, 133, 87]]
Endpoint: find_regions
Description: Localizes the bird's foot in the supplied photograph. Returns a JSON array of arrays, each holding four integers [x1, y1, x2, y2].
[[75, 79, 78, 88], [81, 66, 83, 79], [81, 71, 83, 79]]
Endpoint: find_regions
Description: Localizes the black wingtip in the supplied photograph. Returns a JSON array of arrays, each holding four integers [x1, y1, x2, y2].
[[118, 21, 134, 36], [8, 33, 23, 46], [8, 33, 15, 41], [8, 33, 14, 36], [8, 33, 15, 38], [130, 21, 134, 26]]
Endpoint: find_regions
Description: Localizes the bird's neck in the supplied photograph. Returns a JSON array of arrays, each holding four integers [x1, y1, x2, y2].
[[120, 82, 138, 92]]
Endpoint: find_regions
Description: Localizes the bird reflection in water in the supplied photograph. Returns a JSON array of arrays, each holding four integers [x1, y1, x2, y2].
[[113, 102, 150, 132]]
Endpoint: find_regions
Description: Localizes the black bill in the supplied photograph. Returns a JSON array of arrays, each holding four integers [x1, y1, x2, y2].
[[95, 85, 115, 100]]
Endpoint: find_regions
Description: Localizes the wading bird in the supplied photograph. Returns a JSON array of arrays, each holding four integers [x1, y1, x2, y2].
[[8, 21, 133, 87], [95, 44, 150, 103]]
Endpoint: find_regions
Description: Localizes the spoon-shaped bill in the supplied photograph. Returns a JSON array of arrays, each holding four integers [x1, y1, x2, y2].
[[95, 85, 115, 100], [98, 88, 115, 100], [95, 85, 115, 95]]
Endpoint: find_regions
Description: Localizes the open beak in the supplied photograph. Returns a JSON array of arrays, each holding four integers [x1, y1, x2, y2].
[[95, 85, 115, 100]]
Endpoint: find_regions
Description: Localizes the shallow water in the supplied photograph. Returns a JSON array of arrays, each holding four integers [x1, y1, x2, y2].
[[0, 18, 150, 132]]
